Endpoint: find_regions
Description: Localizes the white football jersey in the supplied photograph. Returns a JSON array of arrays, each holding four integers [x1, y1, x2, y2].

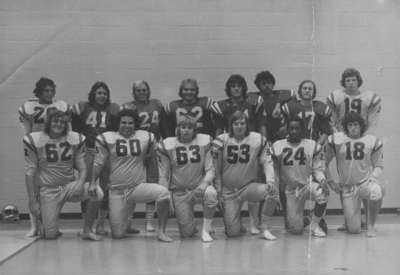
[[327, 132, 383, 186], [327, 89, 381, 134], [271, 139, 324, 189], [158, 134, 214, 190], [19, 99, 70, 133], [94, 130, 155, 189], [212, 132, 273, 190], [23, 131, 85, 187]]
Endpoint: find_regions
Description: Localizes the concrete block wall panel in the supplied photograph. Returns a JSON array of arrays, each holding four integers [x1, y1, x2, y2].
[[0, 0, 399, 213]]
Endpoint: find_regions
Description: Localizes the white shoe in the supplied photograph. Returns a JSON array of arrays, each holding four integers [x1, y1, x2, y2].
[[311, 225, 326, 238], [201, 230, 213, 242], [250, 224, 261, 235], [145, 221, 156, 232], [262, 229, 277, 241]]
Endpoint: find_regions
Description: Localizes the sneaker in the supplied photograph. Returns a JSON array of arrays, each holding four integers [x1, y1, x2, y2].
[[311, 225, 326, 238], [319, 218, 328, 234]]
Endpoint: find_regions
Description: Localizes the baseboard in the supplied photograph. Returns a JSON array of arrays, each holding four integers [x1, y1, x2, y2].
[[14, 208, 400, 220]]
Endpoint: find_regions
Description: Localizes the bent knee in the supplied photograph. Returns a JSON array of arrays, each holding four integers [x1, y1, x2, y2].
[[156, 187, 171, 202]]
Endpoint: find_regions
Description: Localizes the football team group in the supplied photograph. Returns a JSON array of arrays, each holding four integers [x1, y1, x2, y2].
[[18, 68, 383, 242]]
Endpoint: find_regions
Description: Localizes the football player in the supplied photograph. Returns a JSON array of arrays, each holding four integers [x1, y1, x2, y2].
[[326, 112, 384, 237], [158, 116, 217, 242], [212, 111, 278, 240], [250, 70, 295, 141], [282, 80, 332, 145], [166, 78, 216, 137], [211, 75, 266, 233], [71, 81, 119, 238], [23, 110, 103, 240], [121, 80, 169, 232], [281, 80, 332, 232], [212, 74, 265, 136], [271, 117, 328, 237], [92, 109, 172, 242], [327, 68, 382, 230], [327, 68, 381, 135], [18, 77, 70, 237]]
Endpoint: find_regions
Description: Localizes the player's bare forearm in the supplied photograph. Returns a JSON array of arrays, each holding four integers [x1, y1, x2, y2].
[[75, 157, 88, 184], [25, 171, 38, 203]]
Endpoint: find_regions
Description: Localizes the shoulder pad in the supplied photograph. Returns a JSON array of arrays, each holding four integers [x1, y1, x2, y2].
[[162, 137, 178, 150], [29, 132, 50, 148], [101, 131, 118, 144], [121, 101, 136, 111], [197, 97, 213, 109], [53, 100, 70, 112], [20, 100, 40, 115], [167, 100, 180, 112], [109, 102, 120, 115], [73, 101, 89, 115], [313, 101, 331, 116], [66, 132, 86, 145], [195, 133, 212, 146]]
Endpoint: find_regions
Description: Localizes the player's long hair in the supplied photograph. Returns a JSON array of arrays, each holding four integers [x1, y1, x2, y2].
[[297, 80, 317, 100], [116, 109, 141, 130], [340, 68, 363, 88], [178, 78, 199, 98], [132, 80, 151, 101], [44, 110, 70, 136], [33, 77, 56, 98], [88, 81, 111, 107], [342, 111, 367, 137], [254, 70, 276, 89], [225, 74, 248, 98], [228, 110, 249, 137]]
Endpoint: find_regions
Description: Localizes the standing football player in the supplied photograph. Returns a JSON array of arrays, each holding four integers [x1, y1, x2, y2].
[[249, 70, 295, 141], [24, 110, 103, 240], [92, 109, 172, 242], [327, 68, 381, 135], [271, 117, 328, 237], [121, 80, 169, 232], [18, 77, 70, 237], [71, 81, 119, 239], [212, 111, 279, 240], [327, 68, 382, 230], [325, 112, 384, 237], [166, 78, 216, 137], [158, 116, 217, 242]]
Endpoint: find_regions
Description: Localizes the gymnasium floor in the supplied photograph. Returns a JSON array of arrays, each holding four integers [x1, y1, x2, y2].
[[0, 215, 399, 275]]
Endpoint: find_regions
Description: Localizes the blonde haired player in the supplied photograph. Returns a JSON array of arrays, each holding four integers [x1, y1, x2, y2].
[[271, 116, 328, 237], [326, 112, 384, 237], [23, 111, 103, 240], [158, 116, 217, 242], [212, 111, 278, 240], [18, 77, 70, 237]]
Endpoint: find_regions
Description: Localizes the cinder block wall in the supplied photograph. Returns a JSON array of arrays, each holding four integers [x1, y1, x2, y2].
[[1, 0, 399, 212]]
